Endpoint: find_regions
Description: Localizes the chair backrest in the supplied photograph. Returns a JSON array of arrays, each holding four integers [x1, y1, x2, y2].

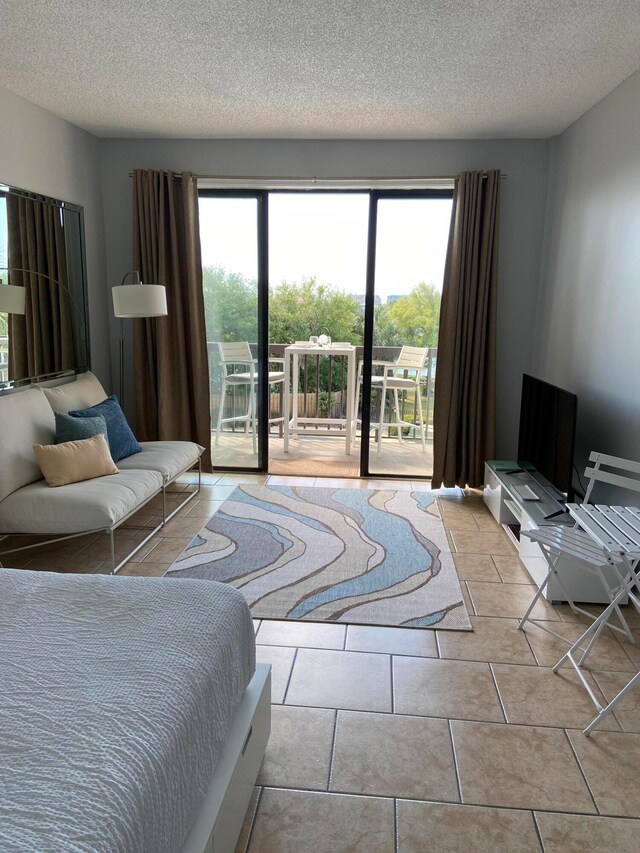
[[218, 341, 253, 364], [583, 451, 640, 504], [395, 346, 428, 372]]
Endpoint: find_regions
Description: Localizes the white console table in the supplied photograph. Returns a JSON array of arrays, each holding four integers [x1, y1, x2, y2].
[[483, 461, 620, 603]]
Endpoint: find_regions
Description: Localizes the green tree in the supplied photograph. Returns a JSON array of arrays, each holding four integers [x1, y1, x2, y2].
[[269, 277, 362, 345], [387, 283, 441, 347], [202, 266, 258, 344]]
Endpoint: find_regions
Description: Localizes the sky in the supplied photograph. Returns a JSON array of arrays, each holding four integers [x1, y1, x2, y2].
[[199, 193, 453, 300]]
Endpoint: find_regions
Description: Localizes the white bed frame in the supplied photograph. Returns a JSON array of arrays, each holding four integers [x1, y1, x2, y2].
[[180, 663, 271, 853]]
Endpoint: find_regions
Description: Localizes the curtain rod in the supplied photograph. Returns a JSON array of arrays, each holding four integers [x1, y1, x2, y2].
[[127, 172, 507, 181]]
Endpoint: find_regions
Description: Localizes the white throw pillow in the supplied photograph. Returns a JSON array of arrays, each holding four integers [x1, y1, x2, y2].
[[41, 371, 108, 413]]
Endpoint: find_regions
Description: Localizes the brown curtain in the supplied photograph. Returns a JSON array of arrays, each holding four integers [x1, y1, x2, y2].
[[431, 170, 501, 489], [132, 170, 212, 470], [6, 196, 73, 380]]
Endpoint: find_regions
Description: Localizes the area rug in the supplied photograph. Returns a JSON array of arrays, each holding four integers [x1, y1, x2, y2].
[[166, 485, 472, 630]]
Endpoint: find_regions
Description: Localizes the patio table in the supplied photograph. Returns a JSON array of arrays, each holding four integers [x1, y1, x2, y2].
[[283, 342, 356, 455]]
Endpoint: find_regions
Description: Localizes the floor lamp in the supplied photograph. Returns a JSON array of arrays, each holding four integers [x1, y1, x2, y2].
[[112, 270, 167, 403]]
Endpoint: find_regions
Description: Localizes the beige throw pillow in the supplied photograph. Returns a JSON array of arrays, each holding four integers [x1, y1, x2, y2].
[[33, 434, 119, 487]]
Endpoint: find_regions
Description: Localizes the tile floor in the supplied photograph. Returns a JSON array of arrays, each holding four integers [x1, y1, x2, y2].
[[6, 471, 640, 851]]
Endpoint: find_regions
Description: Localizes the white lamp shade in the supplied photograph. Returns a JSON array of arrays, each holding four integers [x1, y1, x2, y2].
[[112, 284, 167, 318], [0, 284, 26, 315]]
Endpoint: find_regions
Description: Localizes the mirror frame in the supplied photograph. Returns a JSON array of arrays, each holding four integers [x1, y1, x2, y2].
[[0, 182, 91, 391]]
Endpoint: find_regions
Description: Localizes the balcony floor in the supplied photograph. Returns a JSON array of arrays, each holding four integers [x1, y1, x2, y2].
[[211, 430, 434, 479]]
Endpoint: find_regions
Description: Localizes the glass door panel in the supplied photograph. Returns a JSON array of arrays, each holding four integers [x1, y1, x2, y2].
[[199, 195, 261, 469], [366, 196, 452, 477]]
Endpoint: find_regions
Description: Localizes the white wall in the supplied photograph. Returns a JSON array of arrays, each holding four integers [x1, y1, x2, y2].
[[0, 88, 110, 386], [100, 138, 549, 454], [535, 69, 640, 481]]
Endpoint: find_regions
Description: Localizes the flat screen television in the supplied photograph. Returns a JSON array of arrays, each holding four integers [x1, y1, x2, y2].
[[517, 374, 578, 501]]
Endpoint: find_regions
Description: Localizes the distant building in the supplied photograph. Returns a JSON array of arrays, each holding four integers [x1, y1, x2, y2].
[[387, 294, 403, 303]]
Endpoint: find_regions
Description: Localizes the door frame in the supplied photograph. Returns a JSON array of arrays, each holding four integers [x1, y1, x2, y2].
[[359, 189, 454, 479], [199, 187, 453, 476]]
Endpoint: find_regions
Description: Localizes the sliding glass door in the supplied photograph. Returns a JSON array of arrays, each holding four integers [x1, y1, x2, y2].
[[199, 192, 267, 470], [360, 192, 453, 478]]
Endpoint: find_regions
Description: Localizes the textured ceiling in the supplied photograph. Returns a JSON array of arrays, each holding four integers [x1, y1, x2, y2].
[[1, 1, 640, 139]]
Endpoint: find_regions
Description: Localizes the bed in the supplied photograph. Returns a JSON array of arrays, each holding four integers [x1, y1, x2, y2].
[[0, 569, 271, 853]]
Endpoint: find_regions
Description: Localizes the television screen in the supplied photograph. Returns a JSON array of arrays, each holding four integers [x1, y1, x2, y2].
[[517, 374, 578, 499]]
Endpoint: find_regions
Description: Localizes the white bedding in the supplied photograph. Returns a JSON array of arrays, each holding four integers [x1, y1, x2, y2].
[[0, 568, 255, 853]]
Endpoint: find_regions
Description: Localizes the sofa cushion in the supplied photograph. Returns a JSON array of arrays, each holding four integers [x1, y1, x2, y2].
[[69, 396, 142, 462], [33, 434, 119, 488], [55, 412, 109, 445], [116, 441, 203, 482], [41, 372, 108, 413], [0, 388, 56, 503], [0, 469, 163, 534]]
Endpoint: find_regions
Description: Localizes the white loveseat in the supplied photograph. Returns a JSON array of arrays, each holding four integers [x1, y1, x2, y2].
[[0, 372, 202, 573]]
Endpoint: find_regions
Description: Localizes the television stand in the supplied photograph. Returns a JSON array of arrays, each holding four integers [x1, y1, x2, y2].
[[483, 461, 615, 604]]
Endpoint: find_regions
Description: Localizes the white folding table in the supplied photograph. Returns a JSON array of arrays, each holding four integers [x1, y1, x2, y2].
[[283, 342, 357, 455]]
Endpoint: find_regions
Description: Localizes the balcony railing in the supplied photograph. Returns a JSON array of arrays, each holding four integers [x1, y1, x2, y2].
[[209, 342, 437, 443]]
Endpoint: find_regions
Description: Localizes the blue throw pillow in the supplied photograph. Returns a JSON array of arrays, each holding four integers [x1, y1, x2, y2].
[[55, 412, 109, 446], [68, 395, 142, 462]]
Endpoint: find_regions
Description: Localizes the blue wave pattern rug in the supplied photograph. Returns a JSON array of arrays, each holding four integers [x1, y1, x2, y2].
[[166, 485, 472, 630]]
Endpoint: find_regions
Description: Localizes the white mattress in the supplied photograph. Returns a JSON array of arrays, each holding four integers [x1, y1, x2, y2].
[[0, 569, 255, 853]]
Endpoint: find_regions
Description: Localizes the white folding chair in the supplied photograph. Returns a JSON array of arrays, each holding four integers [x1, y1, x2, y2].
[[355, 345, 429, 456], [518, 452, 640, 645], [214, 342, 285, 454], [554, 552, 640, 734]]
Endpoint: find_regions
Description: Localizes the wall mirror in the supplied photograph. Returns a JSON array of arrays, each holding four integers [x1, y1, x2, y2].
[[0, 183, 89, 389]]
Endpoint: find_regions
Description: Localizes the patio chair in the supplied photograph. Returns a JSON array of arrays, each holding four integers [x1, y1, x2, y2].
[[355, 345, 429, 456], [214, 342, 285, 454], [518, 452, 640, 644]]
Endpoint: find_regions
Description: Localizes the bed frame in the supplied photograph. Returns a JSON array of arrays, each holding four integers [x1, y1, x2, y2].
[[180, 663, 271, 853]]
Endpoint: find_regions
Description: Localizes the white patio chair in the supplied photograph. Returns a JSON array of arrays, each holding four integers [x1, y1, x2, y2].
[[355, 345, 429, 456], [518, 452, 640, 644], [214, 342, 285, 454]]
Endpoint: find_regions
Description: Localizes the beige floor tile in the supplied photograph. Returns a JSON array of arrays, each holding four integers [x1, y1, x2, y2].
[[248, 788, 394, 853], [593, 670, 640, 732], [257, 620, 346, 650], [257, 705, 335, 790], [492, 663, 620, 731], [460, 581, 476, 615], [437, 616, 537, 666], [26, 553, 107, 572], [345, 625, 438, 657], [449, 530, 517, 556], [314, 477, 367, 488], [397, 800, 542, 853], [451, 720, 596, 812], [255, 646, 296, 703], [140, 537, 191, 563], [160, 516, 208, 537], [234, 787, 261, 853], [285, 648, 392, 712], [439, 513, 480, 531], [119, 561, 170, 577], [472, 511, 502, 531], [330, 711, 459, 801], [452, 554, 502, 582], [492, 555, 535, 585], [393, 657, 504, 722], [217, 473, 268, 484], [535, 811, 640, 853], [567, 729, 640, 816], [363, 479, 416, 491], [467, 581, 562, 621], [197, 484, 237, 500], [267, 475, 316, 486], [523, 621, 638, 671], [183, 500, 224, 518]]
